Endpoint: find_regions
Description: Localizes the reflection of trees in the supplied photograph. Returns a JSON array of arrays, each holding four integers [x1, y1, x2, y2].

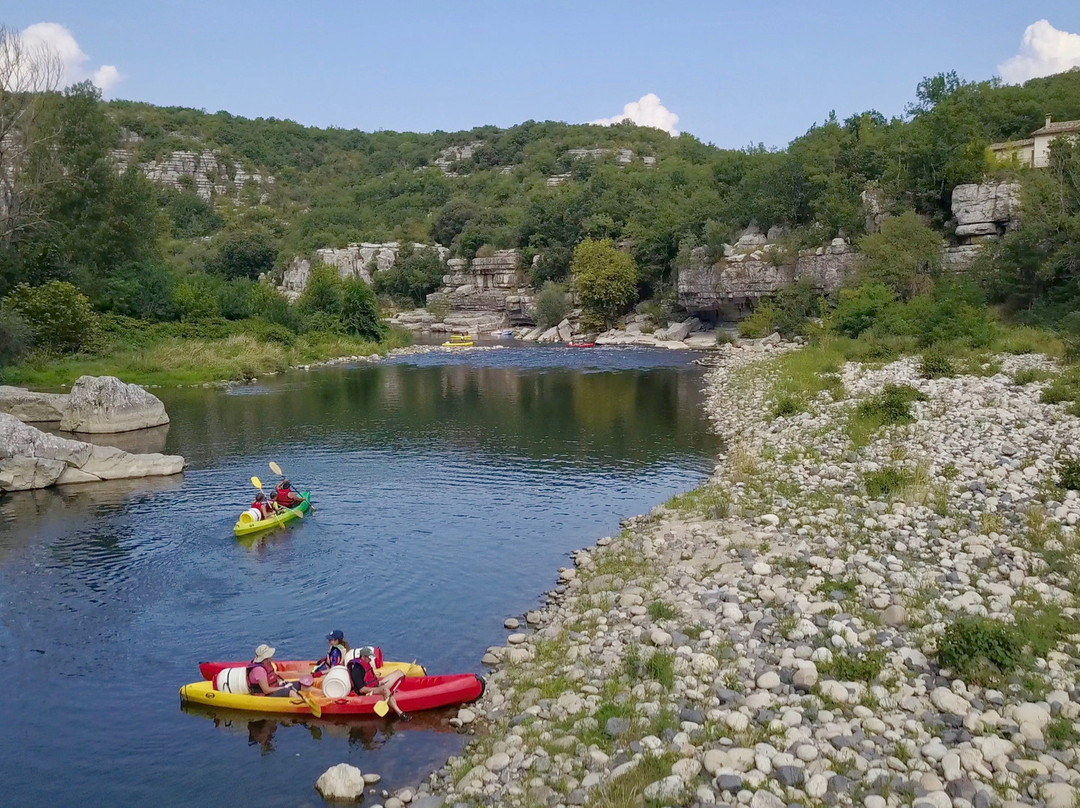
[[162, 364, 717, 470]]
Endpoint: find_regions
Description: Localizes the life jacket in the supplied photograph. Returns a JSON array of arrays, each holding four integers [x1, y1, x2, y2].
[[274, 488, 294, 506], [328, 643, 347, 667], [347, 656, 378, 692], [247, 660, 281, 694]]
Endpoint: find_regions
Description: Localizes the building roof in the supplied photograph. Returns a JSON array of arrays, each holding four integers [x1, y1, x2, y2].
[[1031, 119, 1080, 136], [990, 138, 1034, 150]]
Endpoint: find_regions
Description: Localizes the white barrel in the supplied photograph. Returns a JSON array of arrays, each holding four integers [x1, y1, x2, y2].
[[238, 508, 262, 525], [215, 666, 250, 693], [322, 666, 351, 699]]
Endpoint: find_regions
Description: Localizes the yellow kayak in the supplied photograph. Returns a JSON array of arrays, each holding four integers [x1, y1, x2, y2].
[[442, 334, 474, 347], [233, 492, 311, 537]]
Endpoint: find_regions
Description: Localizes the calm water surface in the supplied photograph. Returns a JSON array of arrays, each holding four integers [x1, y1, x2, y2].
[[0, 346, 718, 807]]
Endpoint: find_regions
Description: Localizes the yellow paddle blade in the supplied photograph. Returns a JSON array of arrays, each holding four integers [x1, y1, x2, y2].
[[373, 699, 390, 717], [251, 476, 262, 489], [269, 461, 283, 476], [301, 690, 322, 718]]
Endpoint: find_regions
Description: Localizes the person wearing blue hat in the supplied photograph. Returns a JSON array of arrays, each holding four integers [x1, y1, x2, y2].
[[312, 630, 350, 675]]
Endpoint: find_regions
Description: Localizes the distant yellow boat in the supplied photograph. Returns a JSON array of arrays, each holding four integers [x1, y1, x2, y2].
[[442, 334, 474, 347]]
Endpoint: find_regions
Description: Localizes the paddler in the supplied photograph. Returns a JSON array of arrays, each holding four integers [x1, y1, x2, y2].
[[312, 629, 350, 675], [347, 646, 409, 720], [248, 643, 313, 697], [274, 479, 303, 508], [251, 492, 276, 518]]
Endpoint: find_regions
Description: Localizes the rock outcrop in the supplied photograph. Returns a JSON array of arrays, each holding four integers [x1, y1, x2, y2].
[[678, 238, 857, 318], [315, 763, 367, 801], [59, 376, 170, 434], [951, 181, 1021, 242], [0, 386, 68, 422], [112, 146, 272, 202], [280, 243, 449, 301], [0, 413, 183, 491]]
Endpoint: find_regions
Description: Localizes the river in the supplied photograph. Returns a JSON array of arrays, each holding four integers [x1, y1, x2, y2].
[[0, 345, 718, 807]]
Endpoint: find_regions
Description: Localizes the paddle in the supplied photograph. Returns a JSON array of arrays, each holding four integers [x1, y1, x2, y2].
[[373, 659, 416, 717], [299, 688, 322, 717], [250, 476, 303, 520], [268, 462, 315, 512]]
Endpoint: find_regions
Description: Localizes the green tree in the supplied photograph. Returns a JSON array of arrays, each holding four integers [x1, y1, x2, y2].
[[533, 281, 570, 328], [211, 225, 279, 279], [372, 246, 445, 305], [857, 211, 942, 298], [571, 239, 638, 326], [339, 277, 385, 340]]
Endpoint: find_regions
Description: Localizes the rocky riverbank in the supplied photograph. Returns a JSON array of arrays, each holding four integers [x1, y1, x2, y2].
[[394, 342, 1080, 808]]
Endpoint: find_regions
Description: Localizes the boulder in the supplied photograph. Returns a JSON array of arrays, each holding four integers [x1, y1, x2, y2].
[[557, 319, 573, 342], [315, 763, 366, 801], [60, 376, 170, 434], [0, 386, 68, 423], [665, 321, 692, 341], [0, 412, 184, 492]]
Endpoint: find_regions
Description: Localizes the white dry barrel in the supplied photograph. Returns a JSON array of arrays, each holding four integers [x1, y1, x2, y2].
[[321, 666, 352, 699], [215, 666, 250, 693]]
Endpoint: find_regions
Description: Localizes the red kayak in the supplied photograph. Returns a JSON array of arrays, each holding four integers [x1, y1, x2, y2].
[[567, 341, 595, 348], [180, 673, 484, 716], [198, 654, 425, 682]]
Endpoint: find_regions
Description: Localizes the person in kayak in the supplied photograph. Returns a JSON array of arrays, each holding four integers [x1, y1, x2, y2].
[[248, 644, 313, 697], [275, 479, 303, 508], [312, 629, 350, 675], [347, 646, 409, 720], [251, 492, 277, 519]]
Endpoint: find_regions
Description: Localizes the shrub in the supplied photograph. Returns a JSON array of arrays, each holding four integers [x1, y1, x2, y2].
[[737, 303, 775, 338], [217, 278, 253, 320], [906, 282, 995, 348], [938, 616, 1023, 684], [372, 246, 445, 306], [533, 282, 570, 329], [644, 651, 675, 688], [856, 210, 942, 298], [426, 295, 450, 322], [715, 330, 736, 345], [571, 239, 638, 327], [1, 281, 100, 354], [770, 394, 802, 418], [833, 282, 898, 338], [864, 466, 916, 498], [919, 350, 955, 379], [248, 283, 298, 330], [339, 277, 385, 341], [0, 309, 30, 365], [1012, 367, 1052, 386], [211, 225, 279, 280], [1059, 458, 1080, 491], [820, 650, 885, 682], [647, 601, 678, 620], [174, 274, 222, 321], [856, 384, 927, 424], [298, 263, 343, 317]]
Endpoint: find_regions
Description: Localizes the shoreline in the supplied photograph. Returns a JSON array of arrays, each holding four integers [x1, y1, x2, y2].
[[394, 341, 1080, 808]]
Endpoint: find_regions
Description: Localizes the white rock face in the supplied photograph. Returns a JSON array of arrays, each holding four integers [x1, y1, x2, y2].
[[315, 763, 366, 800], [0, 413, 183, 491], [951, 181, 1021, 240], [0, 386, 68, 422], [60, 376, 170, 433]]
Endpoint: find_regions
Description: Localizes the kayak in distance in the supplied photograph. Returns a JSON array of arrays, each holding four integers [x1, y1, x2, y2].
[[233, 491, 311, 537]]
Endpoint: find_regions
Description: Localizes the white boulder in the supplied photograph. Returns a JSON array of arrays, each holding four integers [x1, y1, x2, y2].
[[60, 376, 170, 433], [315, 763, 366, 800], [0, 386, 68, 422]]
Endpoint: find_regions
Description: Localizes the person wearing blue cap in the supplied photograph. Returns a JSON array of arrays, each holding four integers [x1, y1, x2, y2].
[[312, 630, 350, 675]]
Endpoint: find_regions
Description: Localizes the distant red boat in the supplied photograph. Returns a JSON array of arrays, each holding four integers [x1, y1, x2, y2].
[[567, 341, 595, 348]]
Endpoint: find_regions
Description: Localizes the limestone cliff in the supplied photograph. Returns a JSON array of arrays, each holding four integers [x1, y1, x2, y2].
[[951, 181, 1021, 242], [280, 242, 450, 301], [112, 145, 273, 202]]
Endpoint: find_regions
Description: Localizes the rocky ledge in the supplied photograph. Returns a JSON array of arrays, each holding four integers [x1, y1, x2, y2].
[[403, 342, 1080, 808], [0, 413, 184, 491]]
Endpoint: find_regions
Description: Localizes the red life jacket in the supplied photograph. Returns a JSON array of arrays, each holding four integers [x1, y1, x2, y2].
[[247, 660, 281, 693], [347, 656, 378, 692], [274, 488, 293, 506]]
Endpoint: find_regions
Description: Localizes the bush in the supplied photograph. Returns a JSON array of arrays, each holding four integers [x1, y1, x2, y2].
[[339, 277, 385, 341], [919, 350, 955, 379], [938, 616, 1023, 684], [857, 383, 927, 424], [1059, 458, 1080, 491], [0, 309, 30, 365], [372, 246, 445, 306], [856, 210, 942, 298], [533, 282, 569, 329], [833, 283, 898, 338], [770, 394, 802, 418], [174, 274, 222, 321], [211, 226, 279, 280], [1, 281, 100, 354], [906, 282, 995, 348], [248, 283, 298, 330], [864, 466, 917, 498], [298, 264, 343, 317], [737, 303, 776, 338], [217, 278, 253, 320], [571, 239, 638, 327], [820, 649, 885, 682]]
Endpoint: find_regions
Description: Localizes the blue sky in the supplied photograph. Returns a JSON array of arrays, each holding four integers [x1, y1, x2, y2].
[[7, 2, 1080, 149]]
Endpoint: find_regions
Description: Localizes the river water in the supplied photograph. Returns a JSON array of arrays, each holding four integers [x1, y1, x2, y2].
[[0, 346, 718, 807]]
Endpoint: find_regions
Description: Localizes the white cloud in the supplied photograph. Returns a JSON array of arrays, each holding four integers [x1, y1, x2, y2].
[[591, 93, 680, 136], [8, 22, 122, 94], [999, 19, 1080, 84]]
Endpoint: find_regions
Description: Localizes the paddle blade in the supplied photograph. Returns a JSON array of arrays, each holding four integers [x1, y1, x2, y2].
[[301, 690, 322, 718], [251, 476, 262, 490], [269, 462, 282, 476], [373, 699, 390, 717]]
